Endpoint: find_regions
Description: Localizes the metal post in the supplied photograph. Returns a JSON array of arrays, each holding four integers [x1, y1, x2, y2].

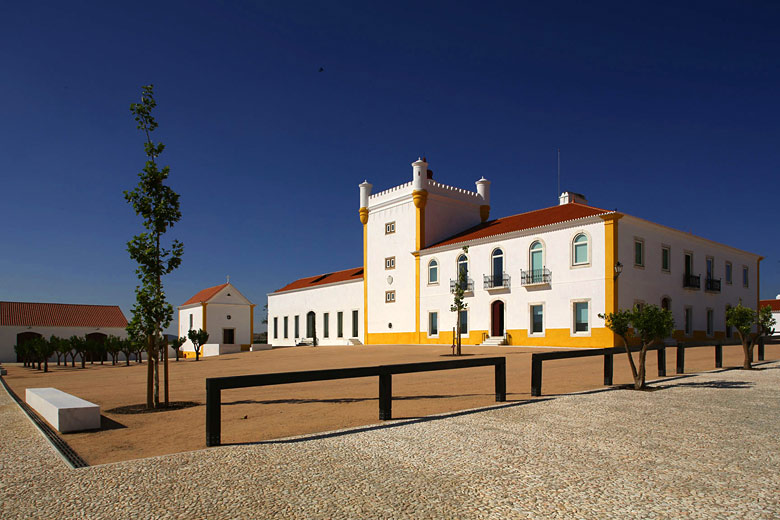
[[715, 343, 723, 368], [531, 355, 543, 397], [657, 346, 666, 377], [603, 352, 613, 386], [676, 343, 685, 375], [758, 337, 765, 361], [495, 360, 506, 402], [205, 380, 221, 447], [378, 373, 392, 420]]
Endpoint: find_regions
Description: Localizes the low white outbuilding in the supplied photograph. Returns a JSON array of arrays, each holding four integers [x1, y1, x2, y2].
[[177, 283, 255, 358], [0, 301, 128, 363], [759, 296, 780, 336]]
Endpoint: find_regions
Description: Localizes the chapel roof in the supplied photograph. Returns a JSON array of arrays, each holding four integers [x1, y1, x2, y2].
[[424, 202, 613, 250], [273, 267, 364, 294], [0, 301, 128, 328], [182, 284, 229, 306]]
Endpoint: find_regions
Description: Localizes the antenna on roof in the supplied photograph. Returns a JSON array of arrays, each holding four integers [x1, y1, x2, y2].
[[226, 275, 230, 284], [557, 148, 561, 199]]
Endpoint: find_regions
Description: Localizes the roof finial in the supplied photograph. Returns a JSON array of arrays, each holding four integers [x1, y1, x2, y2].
[[226, 275, 230, 284]]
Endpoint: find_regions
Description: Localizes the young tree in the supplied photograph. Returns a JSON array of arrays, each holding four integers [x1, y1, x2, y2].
[[450, 246, 469, 356], [119, 338, 134, 366], [104, 335, 122, 365], [187, 329, 209, 361], [727, 303, 776, 370], [600, 304, 674, 390], [13, 343, 30, 368], [170, 336, 186, 362], [69, 336, 88, 369], [125, 85, 183, 408]]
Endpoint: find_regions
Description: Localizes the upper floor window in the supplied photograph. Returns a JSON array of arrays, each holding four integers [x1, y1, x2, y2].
[[661, 246, 670, 272], [742, 266, 749, 288], [634, 238, 645, 267], [385, 221, 396, 234], [572, 233, 589, 266], [457, 254, 468, 279], [385, 290, 396, 303], [706, 257, 714, 280], [385, 256, 395, 270], [428, 259, 439, 284], [491, 248, 504, 277], [725, 261, 733, 284], [529, 241, 544, 272]]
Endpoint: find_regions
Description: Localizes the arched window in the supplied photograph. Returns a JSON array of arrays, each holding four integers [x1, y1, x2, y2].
[[530, 241, 543, 272], [661, 297, 671, 311], [428, 259, 438, 284], [457, 254, 468, 278], [572, 233, 589, 265], [491, 248, 504, 277]]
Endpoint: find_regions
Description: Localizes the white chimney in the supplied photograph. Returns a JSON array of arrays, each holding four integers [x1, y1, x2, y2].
[[559, 191, 587, 205], [359, 180, 372, 208]]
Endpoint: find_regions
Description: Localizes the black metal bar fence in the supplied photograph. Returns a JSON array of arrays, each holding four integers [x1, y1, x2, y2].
[[206, 357, 507, 447]]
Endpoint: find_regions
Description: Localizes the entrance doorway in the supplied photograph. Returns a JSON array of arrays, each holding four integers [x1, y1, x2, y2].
[[491, 301, 504, 337], [306, 311, 316, 344]]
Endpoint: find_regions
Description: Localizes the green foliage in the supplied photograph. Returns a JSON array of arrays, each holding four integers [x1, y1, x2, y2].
[[125, 85, 183, 407], [187, 329, 209, 361], [726, 303, 776, 369], [69, 336, 88, 368], [726, 304, 755, 338], [170, 336, 186, 361], [599, 309, 632, 342]]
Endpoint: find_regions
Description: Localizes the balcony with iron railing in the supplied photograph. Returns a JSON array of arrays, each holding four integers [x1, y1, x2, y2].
[[449, 278, 474, 293], [705, 277, 721, 292], [521, 268, 552, 286], [484, 273, 511, 290], [683, 273, 701, 289]]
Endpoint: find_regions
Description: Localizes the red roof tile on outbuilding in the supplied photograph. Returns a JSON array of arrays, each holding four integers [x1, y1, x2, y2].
[[274, 267, 364, 293], [425, 202, 613, 249], [0, 302, 128, 328], [182, 284, 229, 306], [760, 299, 780, 312]]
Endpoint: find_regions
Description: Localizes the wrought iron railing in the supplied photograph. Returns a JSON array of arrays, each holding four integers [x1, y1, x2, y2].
[[449, 278, 474, 293], [521, 268, 552, 285], [483, 273, 511, 289], [683, 274, 701, 289], [705, 277, 721, 292]]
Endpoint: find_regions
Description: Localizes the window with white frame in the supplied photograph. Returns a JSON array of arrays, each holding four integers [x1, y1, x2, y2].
[[530, 304, 544, 334], [457, 254, 468, 279], [428, 312, 438, 336], [706, 256, 714, 281], [684, 307, 693, 335], [385, 290, 396, 303], [572, 233, 589, 266], [428, 259, 438, 284], [573, 301, 589, 333], [529, 240, 543, 273], [352, 310, 359, 337], [189, 314, 193, 331], [661, 246, 671, 272], [385, 256, 395, 270], [634, 238, 644, 267], [385, 221, 395, 234], [459, 310, 468, 334], [294, 315, 300, 338], [725, 261, 732, 284], [337, 312, 343, 337], [491, 248, 504, 283], [742, 266, 749, 287]]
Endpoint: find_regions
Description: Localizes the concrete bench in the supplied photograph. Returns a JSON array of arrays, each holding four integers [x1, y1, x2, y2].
[[25, 388, 100, 433]]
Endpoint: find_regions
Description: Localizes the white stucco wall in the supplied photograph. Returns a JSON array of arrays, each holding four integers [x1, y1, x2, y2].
[[0, 326, 128, 363], [177, 284, 254, 353], [268, 279, 363, 346], [617, 216, 760, 339]]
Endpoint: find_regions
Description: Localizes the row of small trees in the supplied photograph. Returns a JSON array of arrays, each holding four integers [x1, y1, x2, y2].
[[14, 335, 147, 373], [601, 302, 776, 390]]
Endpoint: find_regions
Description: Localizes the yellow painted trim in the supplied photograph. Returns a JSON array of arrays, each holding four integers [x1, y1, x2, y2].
[[240, 344, 251, 351], [415, 253, 421, 343], [250, 304, 255, 345], [757, 256, 763, 312], [480, 205, 490, 222], [202, 302, 208, 331], [413, 190, 427, 344], [600, 213, 623, 348], [362, 328, 616, 347], [362, 212, 369, 345]]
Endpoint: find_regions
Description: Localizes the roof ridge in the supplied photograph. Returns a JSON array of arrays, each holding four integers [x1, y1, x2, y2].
[[0, 301, 123, 308]]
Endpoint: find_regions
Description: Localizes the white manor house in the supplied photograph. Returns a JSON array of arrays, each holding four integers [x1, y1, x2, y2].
[[268, 158, 761, 348]]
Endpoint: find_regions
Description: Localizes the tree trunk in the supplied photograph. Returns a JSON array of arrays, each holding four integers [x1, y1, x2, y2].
[[80, 353, 85, 369], [164, 339, 169, 406], [636, 345, 649, 390], [44, 358, 48, 373], [146, 335, 154, 408], [71, 353, 76, 368], [621, 337, 640, 388], [742, 339, 753, 370]]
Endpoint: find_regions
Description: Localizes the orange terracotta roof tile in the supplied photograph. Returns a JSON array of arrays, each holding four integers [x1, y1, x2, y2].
[[274, 267, 364, 293], [760, 299, 780, 312], [182, 284, 229, 306], [425, 202, 613, 249], [0, 302, 128, 328]]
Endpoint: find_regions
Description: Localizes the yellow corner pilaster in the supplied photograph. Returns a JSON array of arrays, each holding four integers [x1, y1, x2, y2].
[[600, 213, 623, 347], [202, 302, 208, 332], [757, 256, 763, 311], [250, 304, 256, 345], [412, 190, 428, 344], [360, 207, 369, 344]]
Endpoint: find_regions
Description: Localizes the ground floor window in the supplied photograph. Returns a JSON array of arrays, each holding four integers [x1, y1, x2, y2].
[[573, 301, 589, 333], [706, 308, 714, 336], [273, 317, 278, 339], [337, 312, 344, 338], [459, 310, 468, 334], [530, 304, 543, 334], [684, 307, 693, 335], [323, 313, 329, 338], [284, 317, 288, 338], [429, 312, 438, 336], [352, 310, 359, 337], [294, 315, 300, 338]]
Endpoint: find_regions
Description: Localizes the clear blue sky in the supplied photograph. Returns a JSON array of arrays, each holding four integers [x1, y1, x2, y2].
[[1, 1, 778, 333]]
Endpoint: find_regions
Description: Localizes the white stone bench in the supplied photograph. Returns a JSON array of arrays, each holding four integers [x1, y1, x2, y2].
[[25, 388, 100, 433]]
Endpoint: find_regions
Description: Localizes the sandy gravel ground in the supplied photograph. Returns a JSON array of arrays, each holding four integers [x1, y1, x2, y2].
[[3, 343, 775, 465]]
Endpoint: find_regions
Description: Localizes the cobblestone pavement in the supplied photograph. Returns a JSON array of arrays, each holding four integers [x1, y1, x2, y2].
[[2, 363, 779, 519]]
